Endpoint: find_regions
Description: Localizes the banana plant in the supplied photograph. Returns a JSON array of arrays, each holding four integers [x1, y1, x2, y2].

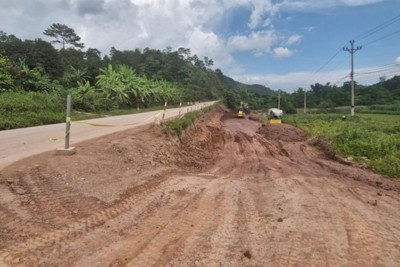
[[96, 64, 119, 100]]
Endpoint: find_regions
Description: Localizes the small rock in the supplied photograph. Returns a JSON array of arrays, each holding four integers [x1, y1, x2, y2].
[[243, 250, 252, 259], [372, 200, 378, 206], [377, 192, 382, 196], [29, 200, 35, 205], [277, 218, 283, 222], [12, 186, 27, 195], [375, 181, 383, 186], [72, 209, 79, 214]]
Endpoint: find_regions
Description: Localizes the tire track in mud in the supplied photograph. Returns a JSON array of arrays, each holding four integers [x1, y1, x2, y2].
[[235, 182, 271, 266], [0, 174, 171, 266], [0, 184, 49, 246], [0, 166, 104, 248], [125, 178, 234, 267], [161, 183, 229, 267], [70, 176, 210, 267]]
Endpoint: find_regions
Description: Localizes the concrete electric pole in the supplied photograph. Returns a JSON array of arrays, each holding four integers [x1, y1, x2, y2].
[[278, 90, 281, 109], [304, 90, 307, 114], [343, 40, 362, 116]]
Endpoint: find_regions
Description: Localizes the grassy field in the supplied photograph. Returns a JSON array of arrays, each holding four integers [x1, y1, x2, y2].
[[285, 113, 400, 178]]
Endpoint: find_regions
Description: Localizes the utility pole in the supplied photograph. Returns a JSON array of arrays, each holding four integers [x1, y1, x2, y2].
[[343, 40, 362, 116], [304, 89, 307, 114], [278, 90, 281, 109]]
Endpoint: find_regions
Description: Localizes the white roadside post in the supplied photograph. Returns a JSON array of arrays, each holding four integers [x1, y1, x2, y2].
[[162, 98, 168, 122]]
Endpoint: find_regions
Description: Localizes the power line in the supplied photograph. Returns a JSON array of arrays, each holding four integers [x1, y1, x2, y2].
[[298, 13, 400, 91], [300, 47, 345, 88], [355, 13, 400, 42], [333, 74, 350, 85], [355, 63, 399, 75], [355, 70, 400, 84], [361, 28, 400, 47], [357, 69, 400, 78]]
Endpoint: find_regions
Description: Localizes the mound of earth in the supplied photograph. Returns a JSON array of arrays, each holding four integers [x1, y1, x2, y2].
[[257, 123, 308, 142]]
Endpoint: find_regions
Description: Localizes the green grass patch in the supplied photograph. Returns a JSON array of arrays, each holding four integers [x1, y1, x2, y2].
[[358, 102, 400, 115], [0, 91, 65, 130], [285, 113, 400, 178], [163, 104, 216, 137]]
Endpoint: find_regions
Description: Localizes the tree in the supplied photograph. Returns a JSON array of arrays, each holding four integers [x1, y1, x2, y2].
[[27, 38, 64, 79], [43, 23, 84, 49], [0, 55, 14, 91], [85, 48, 103, 84]]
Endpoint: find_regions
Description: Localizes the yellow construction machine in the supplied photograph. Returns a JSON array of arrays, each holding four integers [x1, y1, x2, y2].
[[267, 108, 283, 124], [237, 101, 245, 118], [237, 109, 244, 118]]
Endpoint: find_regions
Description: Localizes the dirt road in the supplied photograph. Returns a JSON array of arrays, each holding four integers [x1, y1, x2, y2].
[[1, 108, 399, 267]]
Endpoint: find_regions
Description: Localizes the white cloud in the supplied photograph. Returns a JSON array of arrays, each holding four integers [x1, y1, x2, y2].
[[395, 56, 400, 65], [339, 0, 384, 6], [183, 27, 235, 69], [287, 35, 302, 45], [248, 0, 273, 28], [233, 64, 400, 91], [227, 30, 276, 54], [273, 47, 294, 58], [303, 26, 315, 32], [233, 68, 350, 91]]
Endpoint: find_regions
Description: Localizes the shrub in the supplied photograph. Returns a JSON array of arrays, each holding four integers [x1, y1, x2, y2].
[[0, 91, 65, 130]]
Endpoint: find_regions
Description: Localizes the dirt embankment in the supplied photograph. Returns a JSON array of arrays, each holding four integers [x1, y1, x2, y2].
[[1, 108, 400, 267]]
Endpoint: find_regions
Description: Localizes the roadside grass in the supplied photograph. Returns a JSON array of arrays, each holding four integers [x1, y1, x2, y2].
[[285, 113, 400, 178], [163, 104, 216, 137], [0, 91, 65, 130], [358, 102, 400, 115]]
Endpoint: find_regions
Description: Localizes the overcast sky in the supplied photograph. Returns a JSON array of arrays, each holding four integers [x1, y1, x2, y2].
[[1, 0, 400, 91]]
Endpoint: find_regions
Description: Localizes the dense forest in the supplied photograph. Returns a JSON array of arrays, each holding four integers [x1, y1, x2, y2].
[[1, 23, 400, 120]]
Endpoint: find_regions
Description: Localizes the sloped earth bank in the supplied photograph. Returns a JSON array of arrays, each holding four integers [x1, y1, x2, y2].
[[1, 108, 400, 267]]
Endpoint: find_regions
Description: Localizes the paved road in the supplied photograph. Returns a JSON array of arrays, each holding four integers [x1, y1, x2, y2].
[[0, 101, 216, 170]]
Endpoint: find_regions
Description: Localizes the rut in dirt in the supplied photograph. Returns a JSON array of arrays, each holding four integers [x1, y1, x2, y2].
[[0, 108, 400, 267]]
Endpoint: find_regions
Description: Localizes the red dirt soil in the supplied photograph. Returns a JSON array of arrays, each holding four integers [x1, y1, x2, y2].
[[0, 108, 400, 267]]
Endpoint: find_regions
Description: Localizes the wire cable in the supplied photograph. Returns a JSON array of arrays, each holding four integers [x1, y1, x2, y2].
[[361, 28, 400, 47], [355, 13, 400, 42]]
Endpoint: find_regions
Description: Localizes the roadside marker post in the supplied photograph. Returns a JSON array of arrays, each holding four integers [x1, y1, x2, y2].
[[56, 94, 76, 155], [162, 99, 168, 122], [65, 94, 71, 149]]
